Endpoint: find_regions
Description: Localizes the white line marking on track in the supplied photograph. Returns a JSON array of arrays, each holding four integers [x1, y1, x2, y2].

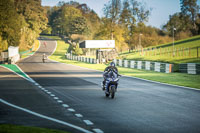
[[53, 97, 59, 100], [68, 108, 75, 112], [0, 98, 93, 133], [50, 94, 55, 97], [83, 120, 93, 125], [93, 129, 104, 133], [57, 100, 63, 103], [62, 104, 69, 108], [0, 65, 30, 82], [47, 92, 51, 94], [75, 114, 83, 118]]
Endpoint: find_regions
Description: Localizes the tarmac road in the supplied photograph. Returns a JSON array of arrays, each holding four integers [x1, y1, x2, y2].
[[1, 38, 200, 133]]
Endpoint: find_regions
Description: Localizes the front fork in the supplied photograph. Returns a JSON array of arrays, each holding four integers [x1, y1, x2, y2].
[[105, 81, 118, 93]]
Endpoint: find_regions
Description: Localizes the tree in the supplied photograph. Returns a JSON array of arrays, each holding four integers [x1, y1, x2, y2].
[[163, 0, 199, 39], [180, 0, 200, 34], [15, 0, 48, 34], [129, 0, 151, 23], [0, 0, 25, 48], [119, 0, 134, 26], [94, 18, 114, 40], [68, 16, 89, 35], [103, 0, 122, 39]]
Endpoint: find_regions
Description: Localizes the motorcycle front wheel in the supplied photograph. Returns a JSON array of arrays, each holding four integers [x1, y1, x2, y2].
[[111, 86, 115, 99], [105, 93, 110, 97]]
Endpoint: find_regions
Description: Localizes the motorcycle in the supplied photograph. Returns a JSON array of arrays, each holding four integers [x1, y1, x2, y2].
[[42, 54, 47, 63], [102, 70, 121, 99]]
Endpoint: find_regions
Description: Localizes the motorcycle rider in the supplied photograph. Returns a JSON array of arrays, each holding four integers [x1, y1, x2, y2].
[[102, 62, 120, 92], [42, 53, 47, 63]]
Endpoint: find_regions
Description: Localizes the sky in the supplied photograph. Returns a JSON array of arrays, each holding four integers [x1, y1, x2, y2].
[[41, 0, 198, 29]]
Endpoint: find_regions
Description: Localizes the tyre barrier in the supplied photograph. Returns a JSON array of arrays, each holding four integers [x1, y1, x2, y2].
[[65, 54, 97, 64], [179, 63, 200, 74], [113, 59, 173, 73], [65, 54, 199, 75]]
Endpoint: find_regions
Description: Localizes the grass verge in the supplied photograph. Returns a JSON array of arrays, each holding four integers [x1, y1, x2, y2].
[[0, 124, 70, 133], [20, 40, 40, 59], [47, 36, 200, 89]]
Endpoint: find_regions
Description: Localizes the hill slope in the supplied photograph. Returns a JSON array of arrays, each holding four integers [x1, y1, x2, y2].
[[120, 35, 200, 64]]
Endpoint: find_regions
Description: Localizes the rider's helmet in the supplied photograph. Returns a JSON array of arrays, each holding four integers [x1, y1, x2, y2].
[[110, 62, 115, 67]]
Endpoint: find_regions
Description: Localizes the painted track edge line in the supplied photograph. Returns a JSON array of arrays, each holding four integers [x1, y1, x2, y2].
[[0, 98, 93, 133], [0, 65, 31, 82], [122, 74, 200, 91]]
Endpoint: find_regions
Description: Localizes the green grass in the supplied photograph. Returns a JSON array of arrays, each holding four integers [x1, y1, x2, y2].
[[154, 35, 200, 48], [120, 35, 200, 64], [0, 64, 29, 80], [48, 36, 200, 89], [40, 35, 62, 40], [20, 40, 40, 59], [0, 124, 70, 133]]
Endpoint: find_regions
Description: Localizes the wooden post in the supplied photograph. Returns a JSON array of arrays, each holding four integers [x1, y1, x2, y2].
[[160, 48, 162, 56], [189, 48, 191, 57]]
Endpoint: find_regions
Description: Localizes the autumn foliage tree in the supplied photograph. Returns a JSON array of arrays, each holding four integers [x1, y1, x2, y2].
[[0, 0, 48, 52]]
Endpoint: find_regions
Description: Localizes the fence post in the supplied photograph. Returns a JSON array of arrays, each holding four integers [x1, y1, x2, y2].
[[189, 48, 191, 57]]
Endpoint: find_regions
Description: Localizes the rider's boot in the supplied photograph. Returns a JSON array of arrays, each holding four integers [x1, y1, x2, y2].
[[101, 82, 105, 90]]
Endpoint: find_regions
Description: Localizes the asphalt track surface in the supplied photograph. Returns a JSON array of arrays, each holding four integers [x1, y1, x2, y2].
[[1, 38, 200, 133]]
